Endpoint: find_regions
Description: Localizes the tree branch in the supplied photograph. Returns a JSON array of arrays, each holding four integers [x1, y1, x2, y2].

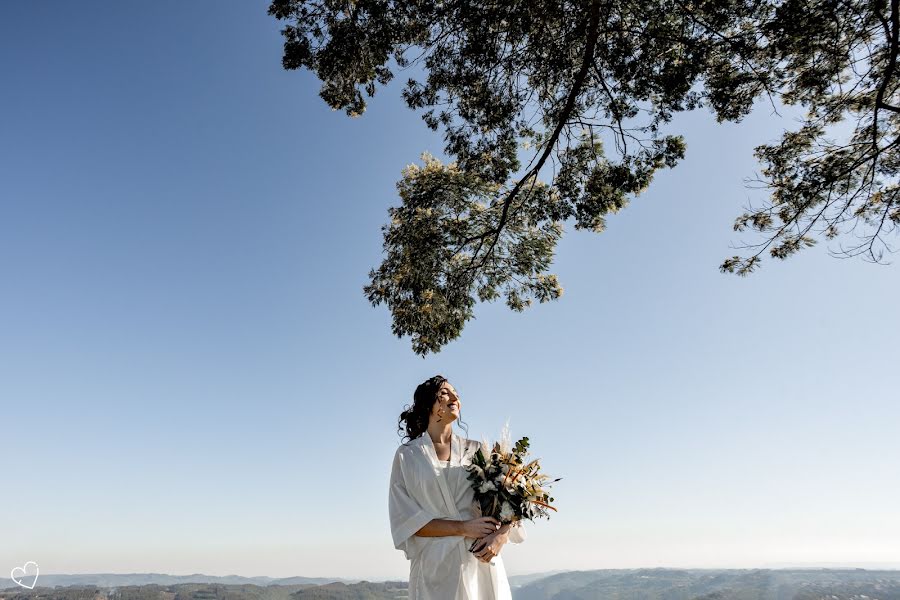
[[452, 0, 603, 286]]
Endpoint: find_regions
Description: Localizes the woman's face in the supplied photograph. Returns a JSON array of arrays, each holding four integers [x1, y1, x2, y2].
[[432, 381, 461, 423]]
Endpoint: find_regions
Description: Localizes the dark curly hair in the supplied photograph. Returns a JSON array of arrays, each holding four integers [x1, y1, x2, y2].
[[397, 374, 468, 443]]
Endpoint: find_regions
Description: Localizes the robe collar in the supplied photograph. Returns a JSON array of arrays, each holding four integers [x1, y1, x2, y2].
[[414, 429, 462, 467], [413, 429, 464, 519]]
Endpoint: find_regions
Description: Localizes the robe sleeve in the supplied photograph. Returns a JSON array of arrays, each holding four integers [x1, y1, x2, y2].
[[389, 446, 437, 560], [507, 519, 527, 544]]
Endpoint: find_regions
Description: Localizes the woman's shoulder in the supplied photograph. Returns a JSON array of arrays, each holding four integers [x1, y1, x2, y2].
[[395, 435, 424, 454], [460, 436, 487, 453]]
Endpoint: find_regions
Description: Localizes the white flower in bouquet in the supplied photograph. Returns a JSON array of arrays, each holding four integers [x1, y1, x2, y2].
[[478, 480, 498, 493]]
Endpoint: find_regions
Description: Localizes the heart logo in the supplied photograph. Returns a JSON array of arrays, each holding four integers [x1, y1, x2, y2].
[[10, 561, 39, 589]]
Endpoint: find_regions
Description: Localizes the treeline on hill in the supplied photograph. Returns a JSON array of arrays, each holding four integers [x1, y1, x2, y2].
[[5, 571, 900, 600], [512, 568, 900, 600], [0, 582, 409, 600]]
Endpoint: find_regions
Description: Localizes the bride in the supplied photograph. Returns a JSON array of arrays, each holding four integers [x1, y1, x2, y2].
[[389, 375, 527, 599]]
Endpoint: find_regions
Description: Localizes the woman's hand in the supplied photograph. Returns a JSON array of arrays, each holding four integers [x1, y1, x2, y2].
[[460, 516, 501, 539], [470, 529, 508, 563]]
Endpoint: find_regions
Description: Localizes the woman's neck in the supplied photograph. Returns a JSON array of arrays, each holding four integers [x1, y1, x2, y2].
[[426, 422, 454, 445]]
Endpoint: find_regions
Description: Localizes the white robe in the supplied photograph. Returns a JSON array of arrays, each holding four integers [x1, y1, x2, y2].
[[389, 431, 527, 600]]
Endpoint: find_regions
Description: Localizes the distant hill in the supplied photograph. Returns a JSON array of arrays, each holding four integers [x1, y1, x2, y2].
[[508, 571, 570, 589], [0, 582, 405, 600], [511, 567, 900, 599], [4, 569, 900, 600], [1, 575, 350, 590], [290, 581, 407, 599]]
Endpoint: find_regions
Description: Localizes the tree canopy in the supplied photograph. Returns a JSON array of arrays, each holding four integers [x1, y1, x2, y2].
[[269, 0, 900, 355]]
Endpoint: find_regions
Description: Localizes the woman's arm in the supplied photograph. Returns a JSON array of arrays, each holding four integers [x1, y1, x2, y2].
[[471, 521, 524, 556], [414, 518, 465, 537], [471, 523, 513, 562], [416, 516, 501, 538], [473, 522, 512, 545]]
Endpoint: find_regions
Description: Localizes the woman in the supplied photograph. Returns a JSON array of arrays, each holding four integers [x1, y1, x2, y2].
[[389, 375, 527, 600]]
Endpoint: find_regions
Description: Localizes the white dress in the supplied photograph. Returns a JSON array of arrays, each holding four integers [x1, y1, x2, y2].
[[389, 431, 527, 599]]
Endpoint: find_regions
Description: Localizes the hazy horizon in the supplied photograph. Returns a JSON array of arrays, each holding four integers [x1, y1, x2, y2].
[[8, 564, 900, 586], [2, 0, 898, 583]]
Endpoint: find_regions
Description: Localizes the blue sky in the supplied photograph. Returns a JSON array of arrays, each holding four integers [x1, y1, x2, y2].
[[1, 0, 898, 582]]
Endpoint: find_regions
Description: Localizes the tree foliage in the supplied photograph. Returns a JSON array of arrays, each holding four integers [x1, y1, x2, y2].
[[269, 0, 900, 354]]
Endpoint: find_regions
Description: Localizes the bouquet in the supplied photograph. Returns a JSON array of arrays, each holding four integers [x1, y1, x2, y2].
[[465, 424, 560, 552]]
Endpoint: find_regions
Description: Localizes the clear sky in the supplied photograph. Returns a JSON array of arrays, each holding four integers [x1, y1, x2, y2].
[[1, 0, 898, 583]]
